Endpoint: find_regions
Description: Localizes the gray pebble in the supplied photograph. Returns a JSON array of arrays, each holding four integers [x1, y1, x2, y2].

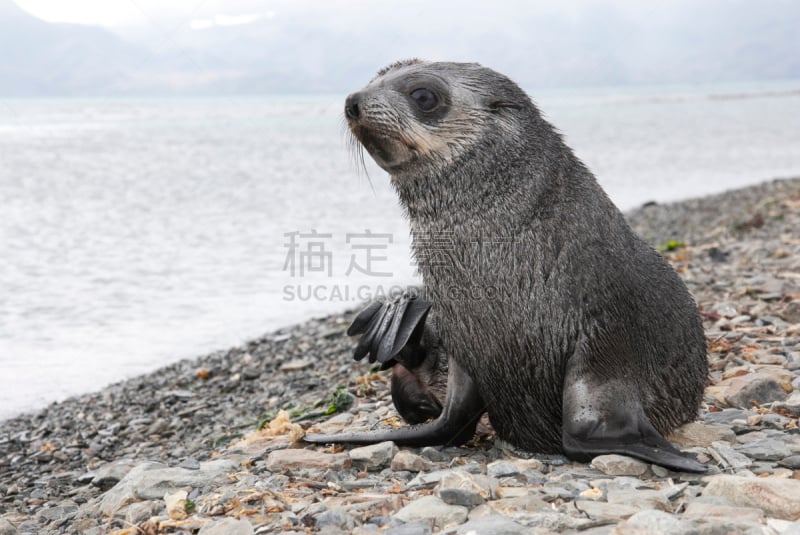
[[385, 522, 433, 535], [198, 518, 255, 535], [455, 515, 527, 534], [735, 438, 791, 461], [316, 507, 356, 531], [394, 496, 468, 529], [349, 441, 398, 471], [486, 461, 519, 478]]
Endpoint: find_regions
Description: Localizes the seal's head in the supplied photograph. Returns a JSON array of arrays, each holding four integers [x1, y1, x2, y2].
[[345, 59, 532, 175]]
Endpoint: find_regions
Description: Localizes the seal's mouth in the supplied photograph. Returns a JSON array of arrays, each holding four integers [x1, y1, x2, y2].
[[351, 125, 391, 161], [350, 123, 416, 170]]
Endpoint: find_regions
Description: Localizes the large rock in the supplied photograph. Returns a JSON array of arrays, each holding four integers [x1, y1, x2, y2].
[[702, 475, 800, 521], [266, 448, 351, 472], [394, 495, 468, 529], [99, 459, 237, 516]]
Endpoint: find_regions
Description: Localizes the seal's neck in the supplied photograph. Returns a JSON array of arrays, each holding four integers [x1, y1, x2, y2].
[[391, 119, 590, 234]]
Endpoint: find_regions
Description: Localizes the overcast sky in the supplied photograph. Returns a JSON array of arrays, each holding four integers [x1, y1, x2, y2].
[[10, 0, 714, 27], [5, 0, 798, 96]]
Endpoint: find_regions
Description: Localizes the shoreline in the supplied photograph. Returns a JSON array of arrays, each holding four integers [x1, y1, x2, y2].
[[1, 176, 799, 534]]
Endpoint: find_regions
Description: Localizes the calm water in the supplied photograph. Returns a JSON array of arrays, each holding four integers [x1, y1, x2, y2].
[[2, 83, 800, 420]]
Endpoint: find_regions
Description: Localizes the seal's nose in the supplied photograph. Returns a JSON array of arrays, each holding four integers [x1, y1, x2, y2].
[[345, 92, 361, 120]]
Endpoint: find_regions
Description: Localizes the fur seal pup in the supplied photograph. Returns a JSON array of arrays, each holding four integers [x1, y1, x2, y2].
[[305, 60, 708, 472]]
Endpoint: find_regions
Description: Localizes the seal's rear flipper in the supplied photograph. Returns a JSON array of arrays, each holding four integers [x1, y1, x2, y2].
[[561, 375, 707, 472], [562, 422, 707, 473], [348, 294, 431, 366], [305, 358, 482, 447]]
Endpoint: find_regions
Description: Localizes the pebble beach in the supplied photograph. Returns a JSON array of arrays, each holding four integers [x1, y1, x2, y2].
[[1, 177, 799, 534]]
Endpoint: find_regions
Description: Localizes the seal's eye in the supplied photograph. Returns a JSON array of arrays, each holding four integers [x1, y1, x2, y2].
[[410, 88, 439, 112]]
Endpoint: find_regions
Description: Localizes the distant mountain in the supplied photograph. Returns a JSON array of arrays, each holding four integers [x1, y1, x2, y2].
[[0, 0, 152, 96], [2, 0, 799, 97]]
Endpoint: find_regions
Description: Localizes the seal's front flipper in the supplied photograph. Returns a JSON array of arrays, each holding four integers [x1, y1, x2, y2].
[[348, 293, 431, 367], [305, 357, 483, 447], [561, 369, 707, 473]]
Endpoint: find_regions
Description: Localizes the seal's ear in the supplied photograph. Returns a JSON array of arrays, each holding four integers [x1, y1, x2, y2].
[[488, 101, 522, 113]]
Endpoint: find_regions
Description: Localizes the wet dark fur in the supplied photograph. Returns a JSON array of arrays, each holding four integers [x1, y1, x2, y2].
[[339, 61, 708, 456]]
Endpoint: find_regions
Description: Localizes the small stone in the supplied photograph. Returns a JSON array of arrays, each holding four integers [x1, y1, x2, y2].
[[178, 457, 200, 470], [779, 455, 800, 469], [406, 471, 447, 490], [651, 464, 669, 477], [775, 392, 800, 417], [0, 518, 16, 535], [197, 518, 255, 535], [590, 454, 648, 476], [164, 489, 189, 520], [709, 441, 753, 469], [578, 487, 604, 500], [684, 498, 764, 522], [606, 489, 671, 511], [703, 408, 754, 424], [69, 519, 98, 532], [391, 450, 432, 472], [495, 487, 528, 498], [266, 449, 351, 472], [486, 461, 519, 478], [703, 475, 800, 521], [714, 302, 739, 318], [455, 515, 527, 534], [37, 504, 79, 522], [87, 459, 140, 489], [349, 442, 398, 470], [724, 373, 790, 408], [619, 509, 684, 533], [574, 500, 640, 521], [420, 447, 450, 462], [667, 422, 736, 447], [123, 500, 162, 525], [279, 359, 312, 372], [512, 458, 544, 472], [785, 519, 800, 535], [484, 495, 552, 515], [385, 523, 432, 535], [316, 507, 356, 531], [436, 470, 497, 507], [394, 495, 468, 529], [736, 438, 792, 461]]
